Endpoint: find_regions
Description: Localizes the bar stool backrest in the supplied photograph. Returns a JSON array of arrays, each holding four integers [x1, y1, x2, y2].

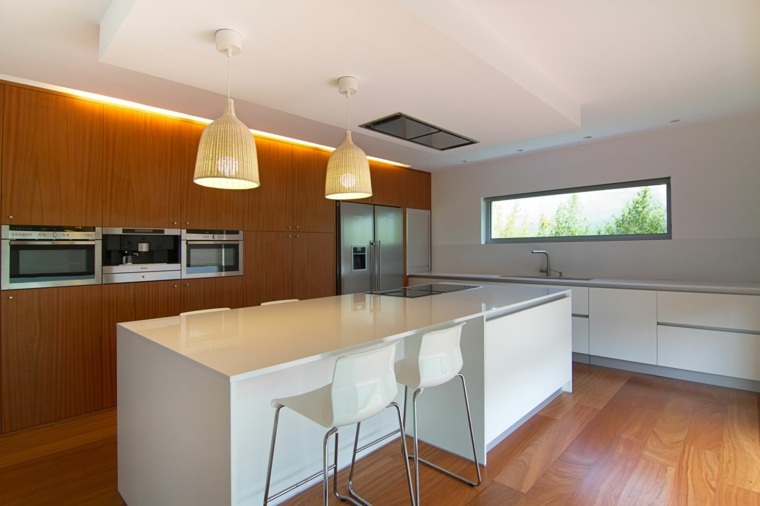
[[417, 323, 465, 388], [330, 343, 399, 427], [179, 307, 231, 316]]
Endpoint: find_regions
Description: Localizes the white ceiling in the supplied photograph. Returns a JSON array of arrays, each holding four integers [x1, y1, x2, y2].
[[0, 0, 758, 170]]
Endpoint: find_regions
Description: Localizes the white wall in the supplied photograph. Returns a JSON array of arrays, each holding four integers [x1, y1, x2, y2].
[[431, 112, 760, 283]]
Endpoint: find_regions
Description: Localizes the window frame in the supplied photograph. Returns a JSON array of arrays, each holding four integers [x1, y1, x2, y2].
[[483, 177, 672, 244]]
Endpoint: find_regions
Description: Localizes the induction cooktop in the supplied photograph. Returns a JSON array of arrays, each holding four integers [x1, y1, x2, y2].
[[370, 283, 480, 298]]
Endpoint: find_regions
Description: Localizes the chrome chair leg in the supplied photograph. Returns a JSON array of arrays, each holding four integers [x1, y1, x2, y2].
[[407, 374, 482, 504], [265, 402, 415, 505], [263, 403, 284, 506]]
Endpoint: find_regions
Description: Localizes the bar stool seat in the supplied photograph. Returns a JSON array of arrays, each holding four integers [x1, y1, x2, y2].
[[263, 342, 415, 505], [395, 323, 482, 504], [261, 299, 299, 306]]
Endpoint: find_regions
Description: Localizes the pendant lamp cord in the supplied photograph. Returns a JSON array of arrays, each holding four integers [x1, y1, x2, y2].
[[226, 47, 232, 100], [345, 89, 351, 132]]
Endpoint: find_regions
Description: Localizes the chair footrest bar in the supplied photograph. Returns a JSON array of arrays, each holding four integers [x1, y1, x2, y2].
[[410, 455, 481, 487], [267, 464, 337, 503], [355, 428, 401, 454]]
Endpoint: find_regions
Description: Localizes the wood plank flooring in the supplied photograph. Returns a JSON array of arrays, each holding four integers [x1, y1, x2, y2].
[[1, 363, 758, 505]]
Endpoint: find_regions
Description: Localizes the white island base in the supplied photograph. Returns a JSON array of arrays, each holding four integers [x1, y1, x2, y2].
[[117, 285, 571, 505]]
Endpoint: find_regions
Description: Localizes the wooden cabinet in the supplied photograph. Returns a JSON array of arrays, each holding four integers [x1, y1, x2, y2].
[[180, 276, 246, 314], [103, 107, 182, 227], [292, 147, 335, 232], [589, 288, 657, 364], [405, 169, 432, 210], [1, 85, 103, 225], [1, 286, 103, 433], [245, 231, 335, 306], [179, 121, 248, 230], [101, 281, 182, 407], [357, 161, 405, 207], [248, 139, 335, 233]]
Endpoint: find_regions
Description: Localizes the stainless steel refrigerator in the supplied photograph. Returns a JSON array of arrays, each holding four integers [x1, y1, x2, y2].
[[339, 202, 403, 294]]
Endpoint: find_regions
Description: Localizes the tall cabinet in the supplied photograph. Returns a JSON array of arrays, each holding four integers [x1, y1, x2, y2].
[[1, 85, 103, 225]]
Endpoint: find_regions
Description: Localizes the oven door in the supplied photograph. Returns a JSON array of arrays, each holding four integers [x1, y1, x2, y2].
[[181, 240, 243, 279], [2, 240, 102, 290]]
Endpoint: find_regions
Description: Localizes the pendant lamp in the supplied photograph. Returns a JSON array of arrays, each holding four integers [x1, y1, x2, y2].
[[194, 29, 260, 190], [325, 76, 372, 200]]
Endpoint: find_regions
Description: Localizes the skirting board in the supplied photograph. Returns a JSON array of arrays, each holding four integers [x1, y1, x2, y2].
[[583, 355, 760, 393]]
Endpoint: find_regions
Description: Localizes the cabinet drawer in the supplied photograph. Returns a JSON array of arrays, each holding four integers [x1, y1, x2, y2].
[[658, 292, 760, 332], [589, 288, 657, 365], [658, 325, 760, 381], [572, 316, 589, 354]]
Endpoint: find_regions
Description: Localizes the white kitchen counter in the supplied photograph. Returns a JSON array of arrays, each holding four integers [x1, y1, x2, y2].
[[410, 272, 760, 295], [117, 284, 572, 505]]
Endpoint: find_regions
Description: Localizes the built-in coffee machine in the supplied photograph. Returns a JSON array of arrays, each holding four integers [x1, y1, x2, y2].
[[102, 228, 181, 283]]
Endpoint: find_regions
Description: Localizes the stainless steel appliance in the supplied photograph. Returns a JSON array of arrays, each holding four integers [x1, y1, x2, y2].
[[181, 229, 243, 279], [102, 228, 181, 283], [1, 225, 102, 290], [339, 202, 403, 294]]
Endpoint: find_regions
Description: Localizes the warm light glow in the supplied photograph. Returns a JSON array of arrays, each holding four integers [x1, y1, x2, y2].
[[0, 74, 410, 168], [325, 131, 372, 200], [194, 99, 260, 190]]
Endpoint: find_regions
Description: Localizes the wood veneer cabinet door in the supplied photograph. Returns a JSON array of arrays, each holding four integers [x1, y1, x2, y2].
[[292, 147, 335, 233], [1, 286, 103, 433], [103, 107, 182, 227], [244, 231, 294, 306], [179, 121, 248, 230], [355, 162, 406, 207], [180, 276, 245, 314], [247, 137, 293, 231], [101, 281, 181, 408], [404, 169, 431, 210], [1, 86, 103, 225], [292, 232, 336, 300]]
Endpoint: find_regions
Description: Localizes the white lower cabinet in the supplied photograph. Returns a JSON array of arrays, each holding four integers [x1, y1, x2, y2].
[[589, 288, 658, 365], [572, 316, 589, 354], [657, 291, 760, 381], [658, 325, 760, 381]]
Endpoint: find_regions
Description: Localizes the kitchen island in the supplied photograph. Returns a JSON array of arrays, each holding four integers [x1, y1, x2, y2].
[[117, 284, 571, 505]]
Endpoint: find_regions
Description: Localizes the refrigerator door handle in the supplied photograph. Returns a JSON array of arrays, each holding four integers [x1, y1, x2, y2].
[[376, 240, 382, 290], [369, 240, 376, 291]]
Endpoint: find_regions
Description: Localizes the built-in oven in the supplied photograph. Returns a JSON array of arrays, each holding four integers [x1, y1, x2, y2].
[[181, 229, 243, 279], [102, 228, 181, 283], [1, 225, 102, 290]]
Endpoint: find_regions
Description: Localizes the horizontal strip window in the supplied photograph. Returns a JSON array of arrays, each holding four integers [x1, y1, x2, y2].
[[484, 177, 671, 243]]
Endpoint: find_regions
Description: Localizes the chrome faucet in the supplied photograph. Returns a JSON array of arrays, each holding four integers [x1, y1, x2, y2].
[[531, 250, 561, 277]]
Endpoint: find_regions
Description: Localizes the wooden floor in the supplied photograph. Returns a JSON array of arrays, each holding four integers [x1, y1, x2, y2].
[[2, 363, 759, 505]]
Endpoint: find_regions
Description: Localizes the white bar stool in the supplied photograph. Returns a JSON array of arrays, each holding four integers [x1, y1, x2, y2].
[[263, 342, 415, 505], [395, 323, 482, 504], [179, 307, 230, 315], [261, 299, 299, 305]]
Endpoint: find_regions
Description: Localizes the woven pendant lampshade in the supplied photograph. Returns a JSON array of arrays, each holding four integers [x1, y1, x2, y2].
[[325, 76, 372, 200], [194, 98, 259, 189], [194, 29, 260, 190]]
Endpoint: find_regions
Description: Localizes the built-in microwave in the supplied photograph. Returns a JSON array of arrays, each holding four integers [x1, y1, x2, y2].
[[181, 229, 243, 279], [1, 225, 102, 290]]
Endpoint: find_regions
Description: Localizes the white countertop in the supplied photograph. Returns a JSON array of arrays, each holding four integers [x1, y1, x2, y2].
[[409, 273, 760, 296], [118, 284, 568, 382]]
